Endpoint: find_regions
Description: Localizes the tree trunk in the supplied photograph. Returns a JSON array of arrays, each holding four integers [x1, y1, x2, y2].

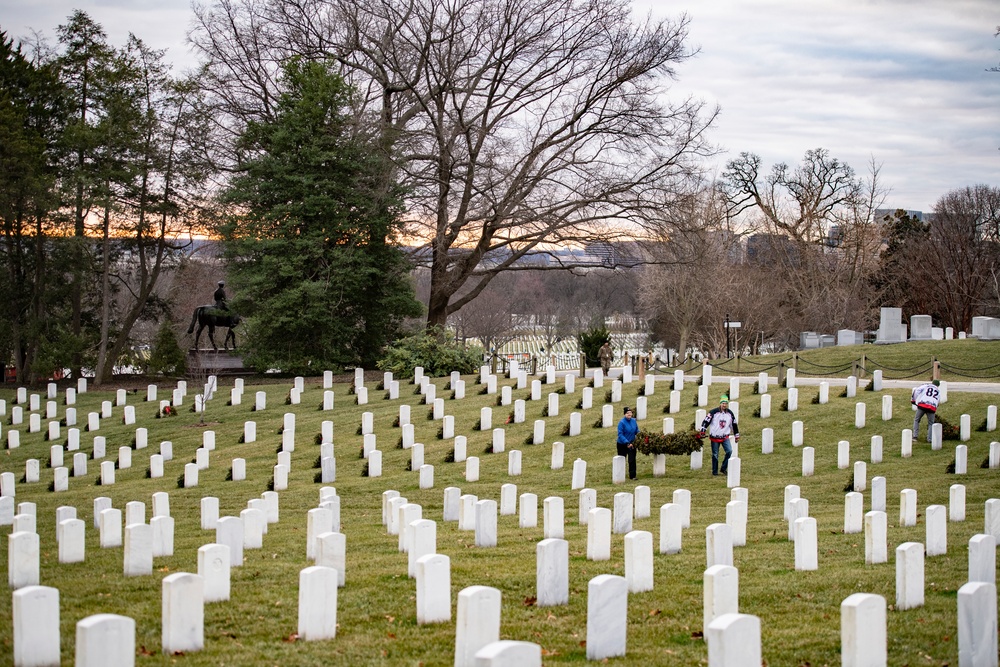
[[94, 201, 113, 386]]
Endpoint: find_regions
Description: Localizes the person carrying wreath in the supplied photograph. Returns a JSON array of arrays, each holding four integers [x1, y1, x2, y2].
[[700, 395, 739, 476], [616, 405, 638, 480]]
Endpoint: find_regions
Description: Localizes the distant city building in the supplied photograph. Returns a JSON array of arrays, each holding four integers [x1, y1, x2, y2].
[[745, 233, 798, 265], [875, 208, 926, 223]]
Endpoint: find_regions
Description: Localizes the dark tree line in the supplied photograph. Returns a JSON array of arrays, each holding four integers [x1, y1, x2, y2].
[[218, 59, 421, 372], [0, 14, 211, 384]]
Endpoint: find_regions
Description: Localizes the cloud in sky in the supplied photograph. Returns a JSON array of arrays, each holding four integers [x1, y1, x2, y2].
[[652, 0, 1000, 210], [4, 0, 998, 210], [2, 0, 199, 70]]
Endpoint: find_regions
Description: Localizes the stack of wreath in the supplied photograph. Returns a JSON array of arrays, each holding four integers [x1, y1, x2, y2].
[[633, 429, 704, 456]]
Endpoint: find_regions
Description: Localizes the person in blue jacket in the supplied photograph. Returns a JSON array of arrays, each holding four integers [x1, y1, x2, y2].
[[617, 405, 639, 479]]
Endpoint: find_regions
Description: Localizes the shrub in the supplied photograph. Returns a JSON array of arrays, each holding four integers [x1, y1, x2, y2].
[[147, 321, 187, 377], [377, 327, 483, 378], [578, 326, 610, 368]]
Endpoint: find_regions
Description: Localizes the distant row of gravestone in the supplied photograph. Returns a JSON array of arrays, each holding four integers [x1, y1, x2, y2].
[[800, 307, 1000, 349], [877, 307, 1000, 343]]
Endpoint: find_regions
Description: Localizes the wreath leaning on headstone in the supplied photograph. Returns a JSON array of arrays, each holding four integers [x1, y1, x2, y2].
[[934, 415, 961, 441], [633, 429, 704, 457]]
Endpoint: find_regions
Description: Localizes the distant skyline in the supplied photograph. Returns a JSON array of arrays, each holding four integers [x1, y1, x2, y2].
[[3, 0, 998, 211]]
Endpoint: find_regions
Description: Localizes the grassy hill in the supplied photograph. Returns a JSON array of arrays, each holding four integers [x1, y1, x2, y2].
[[702, 338, 1000, 381], [0, 354, 997, 665]]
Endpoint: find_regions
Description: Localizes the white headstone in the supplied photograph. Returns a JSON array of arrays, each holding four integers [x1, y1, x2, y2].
[[13, 584, 61, 666], [968, 534, 997, 584], [865, 511, 888, 564], [8, 531, 40, 589], [544, 496, 564, 539], [707, 613, 761, 667], [551, 440, 564, 470], [840, 593, 886, 667], [624, 530, 654, 593], [586, 574, 628, 660], [519, 493, 538, 529], [416, 553, 451, 625], [475, 500, 497, 548], [844, 492, 863, 534], [536, 538, 569, 607], [161, 572, 204, 653], [659, 503, 683, 555], [455, 586, 502, 667], [407, 520, 436, 578], [703, 564, 739, 636], [75, 614, 135, 667], [794, 517, 818, 570], [123, 523, 153, 576], [571, 458, 587, 490], [706, 523, 733, 568], [924, 504, 947, 557], [957, 581, 998, 667], [613, 492, 633, 534], [216, 516, 244, 567], [587, 507, 612, 561], [297, 566, 338, 641]]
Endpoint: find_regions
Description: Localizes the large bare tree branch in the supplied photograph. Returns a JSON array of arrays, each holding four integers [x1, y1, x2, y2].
[[190, 0, 717, 327]]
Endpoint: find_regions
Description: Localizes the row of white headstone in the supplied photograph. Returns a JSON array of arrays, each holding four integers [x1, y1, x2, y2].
[[8, 461, 329, 663], [0, 364, 952, 429], [6, 485, 997, 661], [3, 368, 996, 664], [376, 479, 998, 666], [9, 476, 996, 664]]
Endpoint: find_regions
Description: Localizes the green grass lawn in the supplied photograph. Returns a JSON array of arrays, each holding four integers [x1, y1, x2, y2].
[[0, 356, 998, 665], [705, 338, 1000, 381]]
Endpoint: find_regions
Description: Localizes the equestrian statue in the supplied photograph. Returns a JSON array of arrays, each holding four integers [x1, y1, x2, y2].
[[187, 281, 241, 350]]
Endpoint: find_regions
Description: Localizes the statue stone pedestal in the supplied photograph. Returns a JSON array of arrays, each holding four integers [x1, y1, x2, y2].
[[187, 350, 251, 376]]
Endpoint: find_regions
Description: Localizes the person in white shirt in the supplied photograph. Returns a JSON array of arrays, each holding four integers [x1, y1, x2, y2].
[[911, 379, 941, 442], [700, 395, 740, 476]]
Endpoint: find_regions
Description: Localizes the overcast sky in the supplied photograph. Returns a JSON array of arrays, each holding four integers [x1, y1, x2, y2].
[[3, 0, 998, 211]]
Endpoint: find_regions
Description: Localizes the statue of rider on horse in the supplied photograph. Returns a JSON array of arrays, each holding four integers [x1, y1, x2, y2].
[[187, 281, 241, 350]]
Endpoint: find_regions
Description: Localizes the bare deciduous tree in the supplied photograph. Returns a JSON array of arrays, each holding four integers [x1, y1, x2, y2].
[[723, 148, 865, 245], [90, 40, 213, 384], [190, 0, 716, 329], [722, 149, 888, 341], [449, 274, 518, 354], [920, 185, 1000, 330]]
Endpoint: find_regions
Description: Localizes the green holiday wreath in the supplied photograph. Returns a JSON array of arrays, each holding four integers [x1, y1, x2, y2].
[[633, 429, 704, 456]]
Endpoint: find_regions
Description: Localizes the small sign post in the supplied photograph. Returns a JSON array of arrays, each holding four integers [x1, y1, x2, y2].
[[724, 315, 742, 358]]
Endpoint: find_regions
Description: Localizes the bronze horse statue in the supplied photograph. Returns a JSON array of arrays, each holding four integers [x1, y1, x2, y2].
[[187, 306, 241, 351]]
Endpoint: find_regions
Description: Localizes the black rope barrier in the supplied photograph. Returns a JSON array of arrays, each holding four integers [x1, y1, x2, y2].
[[731, 357, 781, 368], [939, 361, 1000, 372], [939, 368, 1000, 379], [796, 358, 853, 370], [649, 354, 1000, 380]]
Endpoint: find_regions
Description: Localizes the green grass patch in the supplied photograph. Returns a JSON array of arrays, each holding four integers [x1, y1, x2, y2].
[[0, 362, 997, 665]]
